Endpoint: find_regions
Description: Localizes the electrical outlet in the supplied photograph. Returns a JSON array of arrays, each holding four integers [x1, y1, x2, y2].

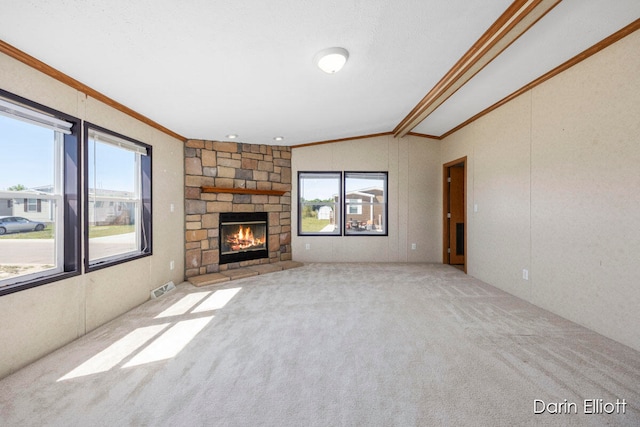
[[411, 243, 417, 250], [523, 269, 529, 280], [305, 243, 310, 250], [170, 260, 175, 270], [170, 203, 174, 213]]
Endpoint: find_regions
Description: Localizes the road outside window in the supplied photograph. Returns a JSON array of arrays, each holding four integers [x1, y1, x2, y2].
[[85, 126, 151, 270], [0, 104, 65, 287]]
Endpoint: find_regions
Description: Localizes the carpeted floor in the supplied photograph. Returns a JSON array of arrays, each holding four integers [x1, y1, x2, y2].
[[1, 263, 639, 426]]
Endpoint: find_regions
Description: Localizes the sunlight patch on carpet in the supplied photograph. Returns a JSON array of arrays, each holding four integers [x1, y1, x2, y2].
[[122, 316, 214, 368], [58, 323, 170, 381], [155, 291, 212, 318], [193, 287, 242, 313]]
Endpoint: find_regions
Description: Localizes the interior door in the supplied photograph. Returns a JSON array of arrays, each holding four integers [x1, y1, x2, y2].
[[448, 165, 465, 265]]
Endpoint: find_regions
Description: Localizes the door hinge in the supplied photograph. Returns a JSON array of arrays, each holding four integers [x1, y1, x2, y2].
[[447, 212, 451, 218], [447, 248, 451, 254], [447, 177, 451, 183]]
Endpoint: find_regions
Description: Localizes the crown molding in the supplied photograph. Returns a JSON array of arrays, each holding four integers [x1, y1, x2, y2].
[[407, 132, 442, 140], [393, 0, 562, 138], [0, 39, 187, 143], [291, 132, 393, 149], [440, 19, 640, 140]]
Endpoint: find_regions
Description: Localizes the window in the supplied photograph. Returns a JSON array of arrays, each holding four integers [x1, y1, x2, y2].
[[344, 172, 388, 235], [0, 90, 153, 294], [298, 172, 341, 235], [346, 199, 363, 215], [0, 90, 80, 295], [297, 171, 388, 236], [84, 124, 152, 270], [26, 198, 41, 212]]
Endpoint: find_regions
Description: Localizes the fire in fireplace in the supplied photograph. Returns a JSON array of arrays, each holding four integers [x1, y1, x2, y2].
[[219, 212, 268, 264], [224, 225, 265, 252]]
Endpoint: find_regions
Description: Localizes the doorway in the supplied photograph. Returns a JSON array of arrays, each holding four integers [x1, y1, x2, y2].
[[443, 157, 466, 272]]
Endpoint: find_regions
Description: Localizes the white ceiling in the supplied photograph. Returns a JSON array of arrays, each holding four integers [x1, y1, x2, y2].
[[0, 1, 638, 146]]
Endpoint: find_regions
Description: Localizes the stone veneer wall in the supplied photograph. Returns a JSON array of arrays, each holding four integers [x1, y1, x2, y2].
[[184, 140, 292, 277]]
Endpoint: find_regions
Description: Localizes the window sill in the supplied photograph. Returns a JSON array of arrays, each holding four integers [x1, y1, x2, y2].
[[85, 251, 152, 273]]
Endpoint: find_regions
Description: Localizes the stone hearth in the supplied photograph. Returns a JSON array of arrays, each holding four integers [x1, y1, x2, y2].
[[184, 140, 291, 278]]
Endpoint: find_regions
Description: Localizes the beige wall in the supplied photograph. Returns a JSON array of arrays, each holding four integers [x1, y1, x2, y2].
[[442, 31, 640, 351], [291, 135, 441, 263], [0, 52, 186, 378]]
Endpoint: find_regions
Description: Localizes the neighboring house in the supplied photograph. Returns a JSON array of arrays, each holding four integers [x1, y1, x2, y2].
[[0, 199, 11, 217], [12, 198, 52, 222], [339, 187, 385, 231], [0, 186, 54, 222], [0, 186, 135, 226], [88, 188, 136, 226]]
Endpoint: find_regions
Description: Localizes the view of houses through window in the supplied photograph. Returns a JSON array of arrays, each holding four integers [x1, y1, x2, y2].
[[344, 172, 387, 235], [298, 171, 387, 236], [0, 109, 64, 286], [86, 127, 151, 268], [0, 91, 151, 294]]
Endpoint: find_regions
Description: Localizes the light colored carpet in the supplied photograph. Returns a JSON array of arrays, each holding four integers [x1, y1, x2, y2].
[[1, 263, 639, 426]]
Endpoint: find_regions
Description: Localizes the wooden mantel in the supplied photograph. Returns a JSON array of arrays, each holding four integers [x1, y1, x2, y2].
[[200, 186, 289, 196]]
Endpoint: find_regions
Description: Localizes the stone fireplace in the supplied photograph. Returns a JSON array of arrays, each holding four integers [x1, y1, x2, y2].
[[219, 212, 268, 264], [184, 140, 291, 278]]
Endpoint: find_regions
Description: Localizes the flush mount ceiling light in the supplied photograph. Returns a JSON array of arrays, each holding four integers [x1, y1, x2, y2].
[[226, 134, 238, 139], [313, 47, 349, 74], [273, 136, 284, 142]]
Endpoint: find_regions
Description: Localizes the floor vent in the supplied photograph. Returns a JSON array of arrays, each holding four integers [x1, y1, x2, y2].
[[151, 281, 176, 299]]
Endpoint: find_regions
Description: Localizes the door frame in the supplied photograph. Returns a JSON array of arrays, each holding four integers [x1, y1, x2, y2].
[[443, 156, 467, 273]]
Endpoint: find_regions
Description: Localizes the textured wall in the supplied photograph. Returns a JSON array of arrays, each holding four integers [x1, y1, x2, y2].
[[442, 31, 640, 351]]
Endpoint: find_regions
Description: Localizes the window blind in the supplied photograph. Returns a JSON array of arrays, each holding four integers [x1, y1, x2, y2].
[[0, 98, 73, 134], [88, 129, 148, 156]]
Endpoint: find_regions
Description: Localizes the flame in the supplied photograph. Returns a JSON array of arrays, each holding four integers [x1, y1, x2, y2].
[[238, 226, 251, 242], [227, 225, 265, 251]]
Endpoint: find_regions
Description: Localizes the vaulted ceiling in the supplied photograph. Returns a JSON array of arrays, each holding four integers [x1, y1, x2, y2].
[[1, 1, 638, 146]]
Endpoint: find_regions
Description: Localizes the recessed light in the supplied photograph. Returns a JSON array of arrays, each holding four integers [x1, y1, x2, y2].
[[226, 134, 238, 139], [273, 136, 284, 142], [314, 47, 349, 74]]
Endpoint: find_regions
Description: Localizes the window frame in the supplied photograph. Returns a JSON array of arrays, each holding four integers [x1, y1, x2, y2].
[[297, 170, 389, 237], [297, 171, 342, 236], [0, 89, 81, 296], [83, 122, 152, 273], [343, 171, 388, 237]]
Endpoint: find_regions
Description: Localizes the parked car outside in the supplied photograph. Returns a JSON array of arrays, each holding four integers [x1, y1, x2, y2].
[[0, 216, 46, 235]]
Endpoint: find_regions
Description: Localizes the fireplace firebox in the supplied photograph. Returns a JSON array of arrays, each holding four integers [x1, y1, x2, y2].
[[219, 212, 268, 264]]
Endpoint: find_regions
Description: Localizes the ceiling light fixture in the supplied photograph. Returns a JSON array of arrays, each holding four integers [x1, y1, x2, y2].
[[314, 47, 349, 74], [273, 136, 284, 142], [226, 134, 238, 139]]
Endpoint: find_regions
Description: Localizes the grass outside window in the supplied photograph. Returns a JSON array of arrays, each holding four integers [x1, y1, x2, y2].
[[301, 217, 332, 232], [0, 224, 134, 240]]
